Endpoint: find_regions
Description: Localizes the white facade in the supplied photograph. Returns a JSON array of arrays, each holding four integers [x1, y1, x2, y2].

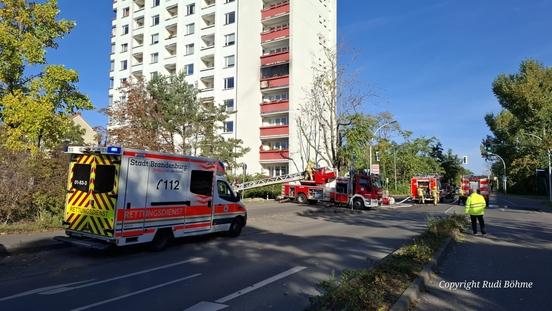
[[110, 0, 336, 176]]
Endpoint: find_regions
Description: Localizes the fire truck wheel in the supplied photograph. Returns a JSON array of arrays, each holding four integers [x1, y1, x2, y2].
[[296, 193, 307, 204], [353, 198, 365, 210], [150, 229, 173, 251], [227, 217, 245, 237]]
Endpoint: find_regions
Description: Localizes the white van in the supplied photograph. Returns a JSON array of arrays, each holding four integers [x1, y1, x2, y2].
[[56, 146, 246, 250]]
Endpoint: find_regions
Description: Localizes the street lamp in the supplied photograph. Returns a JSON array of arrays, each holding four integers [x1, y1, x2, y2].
[[369, 120, 397, 174], [519, 132, 551, 202]]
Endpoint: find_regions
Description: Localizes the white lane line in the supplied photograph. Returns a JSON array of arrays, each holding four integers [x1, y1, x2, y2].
[[71, 273, 201, 311], [183, 301, 228, 311], [0, 279, 94, 302], [40, 257, 204, 295], [215, 266, 306, 304], [444, 206, 456, 214]]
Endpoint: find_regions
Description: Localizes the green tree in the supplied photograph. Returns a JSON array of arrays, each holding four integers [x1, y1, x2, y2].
[[485, 59, 552, 193], [0, 0, 92, 152]]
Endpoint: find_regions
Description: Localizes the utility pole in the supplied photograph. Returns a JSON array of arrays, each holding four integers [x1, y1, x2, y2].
[[394, 147, 397, 192]]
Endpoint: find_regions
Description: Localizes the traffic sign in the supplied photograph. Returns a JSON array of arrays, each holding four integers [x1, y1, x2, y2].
[[371, 164, 380, 174]]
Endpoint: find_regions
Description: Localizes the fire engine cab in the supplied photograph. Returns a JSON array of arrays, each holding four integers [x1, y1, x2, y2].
[[55, 146, 247, 250]]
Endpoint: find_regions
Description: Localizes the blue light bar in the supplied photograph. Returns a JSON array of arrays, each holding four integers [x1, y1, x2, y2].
[[107, 146, 122, 154]]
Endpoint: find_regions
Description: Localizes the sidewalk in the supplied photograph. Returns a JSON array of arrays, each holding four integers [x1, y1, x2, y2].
[[0, 230, 65, 255], [415, 196, 552, 310]]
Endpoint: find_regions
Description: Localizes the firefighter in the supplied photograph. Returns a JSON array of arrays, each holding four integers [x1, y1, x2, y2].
[[431, 185, 439, 205], [465, 189, 487, 235], [417, 186, 425, 204], [305, 161, 314, 181]]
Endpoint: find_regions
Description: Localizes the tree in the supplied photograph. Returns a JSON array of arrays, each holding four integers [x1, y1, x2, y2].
[[0, 0, 92, 152], [107, 73, 249, 171], [296, 45, 367, 174], [484, 59, 552, 193]]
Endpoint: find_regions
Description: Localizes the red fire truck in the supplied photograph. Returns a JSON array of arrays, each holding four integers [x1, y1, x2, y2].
[[459, 176, 490, 205], [282, 168, 383, 209], [411, 176, 441, 204]]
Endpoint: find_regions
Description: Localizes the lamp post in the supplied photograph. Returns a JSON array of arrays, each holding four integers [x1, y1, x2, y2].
[[369, 121, 397, 173], [520, 132, 551, 201]]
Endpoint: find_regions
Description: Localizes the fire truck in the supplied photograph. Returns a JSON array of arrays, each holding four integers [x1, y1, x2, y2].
[[55, 146, 246, 250], [459, 176, 490, 205], [411, 175, 441, 204], [282, 168, 383, 209]]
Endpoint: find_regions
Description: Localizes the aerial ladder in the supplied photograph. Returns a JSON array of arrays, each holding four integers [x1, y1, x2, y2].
[[233, 172, 305, 192]]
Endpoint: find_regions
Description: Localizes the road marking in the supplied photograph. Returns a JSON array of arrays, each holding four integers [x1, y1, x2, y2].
[[183, 301, 228, 311], [215, 266, 306, 304], [0, 279, 94, 302], [444, 206, 456, 214], [40, 257, 205, 295], [71, 273, 201, 311]]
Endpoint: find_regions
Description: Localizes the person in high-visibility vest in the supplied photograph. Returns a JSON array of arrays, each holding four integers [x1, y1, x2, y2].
[[465, 189, 487, 235], [417, 187, 425, 204]]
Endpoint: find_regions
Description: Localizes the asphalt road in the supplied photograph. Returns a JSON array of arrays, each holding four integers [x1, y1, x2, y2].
[[0, 201, 452, 311], [415, 193, 552, 311]]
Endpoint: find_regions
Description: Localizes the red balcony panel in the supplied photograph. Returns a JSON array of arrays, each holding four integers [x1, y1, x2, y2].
[[261, 3, 290, 20], [260, 150, 289, 161], [261, 27, 289, 43], [261, 51, 289, 66], [260, 125, 289, 137], [261, 100, 289, 113], [260, 75, 289, 89]]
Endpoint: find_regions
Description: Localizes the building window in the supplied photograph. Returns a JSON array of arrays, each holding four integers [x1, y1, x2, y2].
[[185, 43, 194, 55], [151, 33, 159, 44], [122, 24, 129, 35], [224, 77, 234, 89], [120, 78, 127, 85], [267, 116, 288, 126], [223, 121, 234, 133], [111, 43, 115, 54], [152, 0, 160, 7], [186, 4, 195, 15], [110, 60, 114, 72], [263, 92, 288, 102], [121, 43, 128, 52], [120, 60, 128, 70], [150, 52, 158, 64], [224, 33, 235, 46], [150, 71, 159, 79], [225, 12, 235, 25], [225, 0, 235, 3], [109, 78, 114, 89], [185, 23, 195, 35], [224, 55, 235, 67], [184, 63, 194, 75], [122, 7, 130, 17], [269, 165, 288, 177], [224, 99, 234, 112], [151, 14, 159, 26]]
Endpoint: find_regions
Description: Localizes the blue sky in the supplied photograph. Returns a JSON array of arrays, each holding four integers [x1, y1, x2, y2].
[[48, 0, 552, 174]]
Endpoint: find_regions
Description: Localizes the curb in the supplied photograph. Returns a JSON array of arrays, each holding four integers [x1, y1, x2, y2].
[[389, 236, 454, 311], [0, 235, 68, 256]]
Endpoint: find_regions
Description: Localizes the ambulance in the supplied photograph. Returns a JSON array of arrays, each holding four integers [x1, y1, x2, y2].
[[55, 146, 247, 250]]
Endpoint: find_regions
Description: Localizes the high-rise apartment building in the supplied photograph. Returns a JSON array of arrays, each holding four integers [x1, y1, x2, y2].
[[110, 0, 337, 176]]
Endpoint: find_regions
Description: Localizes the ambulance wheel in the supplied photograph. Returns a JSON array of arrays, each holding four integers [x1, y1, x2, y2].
[[227, 217, 244, 237], [352, 198, 364, 210], [150, 229, 173, 251], [296, 193, 307, 204]]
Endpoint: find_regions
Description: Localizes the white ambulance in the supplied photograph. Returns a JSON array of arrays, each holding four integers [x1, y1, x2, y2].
[[55, 146, 247, 250]]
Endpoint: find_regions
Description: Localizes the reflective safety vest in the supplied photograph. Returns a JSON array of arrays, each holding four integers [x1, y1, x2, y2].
[[465, 193, 486, 215]]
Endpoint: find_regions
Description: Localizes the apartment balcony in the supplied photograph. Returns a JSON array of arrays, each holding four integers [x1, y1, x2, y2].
[[261, 100, 289, 114], [260, 125, 289, 138], [260, 75, 289, 90], [260, 149, 289, 161], [131, 69, 143, 79], [261, 51, 289, 66], [166, 23, 177, 40], [202, 0, 216, 13], [262, 1, 289, 20], [165, 63, 177, 75], [261, 26, 289, 43], [166, 4, 178, 20]]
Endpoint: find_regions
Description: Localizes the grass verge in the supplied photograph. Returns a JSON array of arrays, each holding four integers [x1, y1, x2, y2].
[[308, 214, 468, 311], [0, 214, 63, 234]]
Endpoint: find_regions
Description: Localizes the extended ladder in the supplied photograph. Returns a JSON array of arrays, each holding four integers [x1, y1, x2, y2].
[[234, 172, 305, 192]]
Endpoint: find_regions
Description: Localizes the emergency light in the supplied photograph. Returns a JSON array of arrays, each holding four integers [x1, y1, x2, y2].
[[107, 146, 122, 154]]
